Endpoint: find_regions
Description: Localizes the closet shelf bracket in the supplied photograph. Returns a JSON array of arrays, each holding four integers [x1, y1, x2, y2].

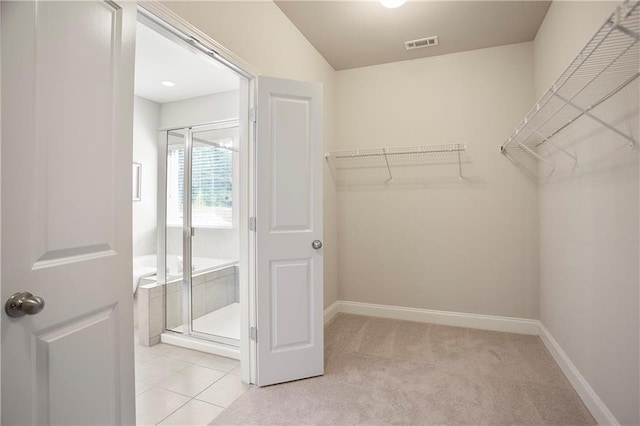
[[519, 142, 555, 171], [552, 91, 636, 148], [382, 148, 393, 182]]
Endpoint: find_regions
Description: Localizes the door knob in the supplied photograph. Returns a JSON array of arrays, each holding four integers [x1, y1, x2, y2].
[[5, 291, 45, 318], [311, 240, 323, 250]]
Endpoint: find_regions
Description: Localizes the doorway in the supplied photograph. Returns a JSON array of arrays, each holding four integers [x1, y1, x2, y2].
[[132, 5, 255, 385]]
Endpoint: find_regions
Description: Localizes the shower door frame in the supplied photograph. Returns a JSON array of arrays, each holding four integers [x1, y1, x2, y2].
[[158, 119, 243, 349]]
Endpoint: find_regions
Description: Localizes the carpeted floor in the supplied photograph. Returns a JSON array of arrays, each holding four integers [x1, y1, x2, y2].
[[212, 314, 595, 425]]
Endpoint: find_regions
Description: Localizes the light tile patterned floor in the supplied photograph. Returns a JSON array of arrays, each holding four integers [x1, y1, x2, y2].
[[135, 343, 249, 425]]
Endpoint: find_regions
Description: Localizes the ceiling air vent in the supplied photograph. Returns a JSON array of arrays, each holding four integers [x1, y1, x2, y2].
[[404, 36, 439, 51]]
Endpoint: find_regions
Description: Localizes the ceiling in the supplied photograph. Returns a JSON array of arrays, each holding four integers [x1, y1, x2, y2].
[[275, 1, 552, 70], [134, 23, 239, 104]]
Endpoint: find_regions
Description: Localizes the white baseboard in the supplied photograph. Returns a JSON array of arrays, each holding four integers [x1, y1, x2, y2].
[[323, 301, 340, 325], [538, 324, 619, 426], [325, 300, 539, 335], [322, 300, 619, 425]]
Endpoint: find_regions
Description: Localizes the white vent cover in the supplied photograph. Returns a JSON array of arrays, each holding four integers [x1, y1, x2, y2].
[[404, 36, 439, 50]]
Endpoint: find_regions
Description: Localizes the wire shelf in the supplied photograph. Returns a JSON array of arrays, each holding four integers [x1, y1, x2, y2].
[[501, 0, 640, 172], [325, 144, 469, 183]]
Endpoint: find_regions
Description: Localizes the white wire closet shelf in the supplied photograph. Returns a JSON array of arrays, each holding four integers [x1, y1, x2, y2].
[[325, 144, 468, 182], [500, 0, 640, 172]]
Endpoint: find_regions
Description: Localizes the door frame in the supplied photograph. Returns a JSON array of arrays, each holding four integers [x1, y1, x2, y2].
[[137, 1, 260, 385], [0, 3, 3, 421]]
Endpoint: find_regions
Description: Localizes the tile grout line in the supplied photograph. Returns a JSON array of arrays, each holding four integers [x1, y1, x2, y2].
[[134, 344, 243, 425], [151, 368, 237, 425], [154, 369, 229, 399], [154, 396, 191, 426]]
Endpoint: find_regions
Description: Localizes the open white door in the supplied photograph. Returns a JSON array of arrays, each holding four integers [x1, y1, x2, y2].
[[1, 1, 136, 424], [255, 76, 324, 386]]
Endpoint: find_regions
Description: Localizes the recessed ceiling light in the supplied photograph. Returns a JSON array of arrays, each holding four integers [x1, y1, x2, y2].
[[379, 0, 406, 9], [161, 80, 176, 87]]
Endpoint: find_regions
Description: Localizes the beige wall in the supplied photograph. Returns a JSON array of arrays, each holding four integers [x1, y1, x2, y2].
[[161, 1, 339, 308], [334, 43, 539, 318], [534, 2, 639, 424]]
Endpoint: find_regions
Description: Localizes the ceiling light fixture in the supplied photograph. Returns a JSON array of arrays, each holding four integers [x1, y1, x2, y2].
[[379, 0, 406, 9], [161, 80, 176, 87]]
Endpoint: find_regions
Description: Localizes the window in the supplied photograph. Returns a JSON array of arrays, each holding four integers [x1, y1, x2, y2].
[[167, 141, 234, 228]]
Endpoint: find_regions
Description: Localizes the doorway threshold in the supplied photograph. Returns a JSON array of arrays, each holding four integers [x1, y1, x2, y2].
[[161, 332, 241, 360]]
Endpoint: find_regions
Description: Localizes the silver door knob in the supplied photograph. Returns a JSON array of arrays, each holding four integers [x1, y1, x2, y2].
[[5, 291, 45, 318], [311, 240, 323, 249]]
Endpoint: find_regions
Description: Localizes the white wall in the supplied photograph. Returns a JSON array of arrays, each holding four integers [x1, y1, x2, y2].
[[133, 95, 160, 257], [334, 43, 539, 319], [160, 90, 240, 261], [160, 90, 238, 129], [161, 1, 339, 308], [534, 2, 639, 424]]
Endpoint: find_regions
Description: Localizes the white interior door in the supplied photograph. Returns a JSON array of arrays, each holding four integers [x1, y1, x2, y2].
[[255, 76, 324, 386], [1, 1, 136, 424]]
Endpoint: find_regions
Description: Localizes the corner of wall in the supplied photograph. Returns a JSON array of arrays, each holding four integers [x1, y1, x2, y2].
[[533, 2, 639, 424]]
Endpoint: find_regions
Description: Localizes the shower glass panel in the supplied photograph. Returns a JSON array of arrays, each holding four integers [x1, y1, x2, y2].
[[165, 128, 186, 333], [189, 123, 240, 342], [160, 120, 240, 346]]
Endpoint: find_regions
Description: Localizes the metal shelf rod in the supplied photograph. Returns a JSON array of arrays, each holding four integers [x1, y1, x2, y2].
[[328, 147, 465, 160], [533, 71, 640, 149], [531, 128, 578, 165], [502, 19, 619, 151], [500, 0, 640, 174], [518, 142, 555, 170], [509, 33, 638, 151], [325, 144, 469, 181]]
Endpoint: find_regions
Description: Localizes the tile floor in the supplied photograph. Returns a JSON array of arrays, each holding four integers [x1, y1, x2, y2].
[[170, 303, 241, 340], [135, 342, 250, 425]]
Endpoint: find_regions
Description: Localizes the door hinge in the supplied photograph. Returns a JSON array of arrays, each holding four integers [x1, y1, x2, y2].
[[249, 217, 256, 232], [250, 326, 257, 342], [249, 107, 257, 123]]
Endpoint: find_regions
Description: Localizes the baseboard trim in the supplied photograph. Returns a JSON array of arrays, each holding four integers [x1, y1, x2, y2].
[[538, 324, 619, 426], [323, 301, 340, 325], [325, 300, 539, 335]]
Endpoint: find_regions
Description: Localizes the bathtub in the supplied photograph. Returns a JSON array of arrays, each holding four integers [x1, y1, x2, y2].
[[132, 254, 237, 292]]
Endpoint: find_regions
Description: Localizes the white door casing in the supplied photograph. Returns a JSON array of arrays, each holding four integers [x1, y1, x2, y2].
[[1, 1, 136, 424], [255, 76, 324, 386]]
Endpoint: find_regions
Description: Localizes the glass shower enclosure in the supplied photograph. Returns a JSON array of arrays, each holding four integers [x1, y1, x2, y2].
[[158, 120, 240, 346]]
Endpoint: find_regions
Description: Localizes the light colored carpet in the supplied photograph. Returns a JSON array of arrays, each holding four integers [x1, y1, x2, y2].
[[212, 314, 595, 425]]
